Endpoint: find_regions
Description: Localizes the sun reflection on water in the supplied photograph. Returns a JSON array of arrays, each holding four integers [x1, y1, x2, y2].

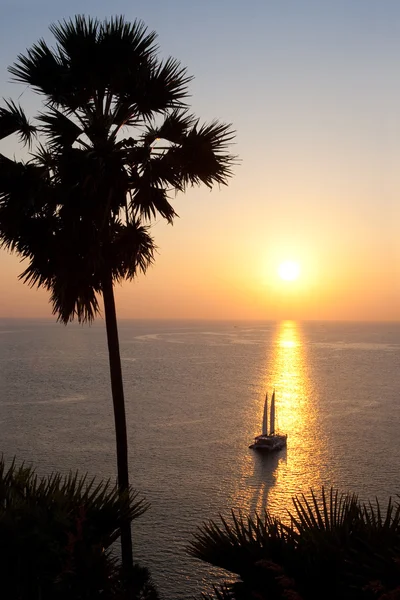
[[234, 321, 329, 518], [272, 320, 312, 436]]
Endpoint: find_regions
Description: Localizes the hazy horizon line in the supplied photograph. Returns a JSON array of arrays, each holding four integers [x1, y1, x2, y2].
[[0, 317, 399, 324]]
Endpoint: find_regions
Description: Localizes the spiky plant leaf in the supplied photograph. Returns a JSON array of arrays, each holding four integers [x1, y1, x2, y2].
[[37, 107, 83, 148], [191, 489, 400, 600], [0, 457, 153, 599], [0, 100, 35, 145], [143, 109, 196, 145]]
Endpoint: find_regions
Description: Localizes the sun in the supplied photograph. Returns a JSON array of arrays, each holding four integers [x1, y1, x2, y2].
[[278, 261, 301, 281]]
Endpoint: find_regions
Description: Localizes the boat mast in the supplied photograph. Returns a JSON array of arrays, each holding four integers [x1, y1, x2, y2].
[[262, 393, 268, 435], [270, 390, 275, 435]]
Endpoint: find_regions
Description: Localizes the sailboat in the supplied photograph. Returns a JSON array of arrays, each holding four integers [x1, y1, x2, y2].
[[249, 390, 287, 451]]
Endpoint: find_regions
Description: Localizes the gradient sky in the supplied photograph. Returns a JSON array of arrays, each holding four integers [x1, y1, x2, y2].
[[0, 0, 399, 321]]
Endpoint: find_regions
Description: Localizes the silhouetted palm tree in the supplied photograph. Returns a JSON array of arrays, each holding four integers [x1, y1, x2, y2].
[[0, 15, 235, 578], [189, 488, 400, 600]]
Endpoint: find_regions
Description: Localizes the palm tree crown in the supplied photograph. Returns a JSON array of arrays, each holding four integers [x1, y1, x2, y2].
[[0, 15, 235, 322]]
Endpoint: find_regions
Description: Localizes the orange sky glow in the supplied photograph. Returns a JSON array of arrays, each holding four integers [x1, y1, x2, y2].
[[0, 1, 399, 322]]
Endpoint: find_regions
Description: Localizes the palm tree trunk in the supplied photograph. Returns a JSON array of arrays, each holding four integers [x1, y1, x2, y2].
[[102, 269, 134, 576]]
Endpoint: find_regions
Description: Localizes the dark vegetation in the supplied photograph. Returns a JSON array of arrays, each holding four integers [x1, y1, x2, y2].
[[3, 461, 400, 599], [190, 487, 400, 600], [0, 457, 157, 599]]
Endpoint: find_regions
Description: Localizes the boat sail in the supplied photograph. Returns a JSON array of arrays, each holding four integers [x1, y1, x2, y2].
[[262, 393, 268, 435], [249, 390, 287, 452], [270, 390, 275, 435]]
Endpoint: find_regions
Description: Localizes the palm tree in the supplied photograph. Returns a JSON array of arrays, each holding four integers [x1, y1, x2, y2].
[[0, 15, 235, 578], [189, 488, 400, 600]]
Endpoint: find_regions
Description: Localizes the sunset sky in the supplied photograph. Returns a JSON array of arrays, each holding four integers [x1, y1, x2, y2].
[[0, 0, 399, 321]]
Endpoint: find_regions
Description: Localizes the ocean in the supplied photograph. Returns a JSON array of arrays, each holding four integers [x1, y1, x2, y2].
[[0, 319, 399, 598]]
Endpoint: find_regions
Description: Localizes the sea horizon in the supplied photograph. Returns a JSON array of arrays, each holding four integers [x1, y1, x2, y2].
[[1, 316, 399, 323]]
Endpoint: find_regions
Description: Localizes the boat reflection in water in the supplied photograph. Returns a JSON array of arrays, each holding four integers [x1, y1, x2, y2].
[[237, 321, 328, 517], [246, 444, 287, 514]]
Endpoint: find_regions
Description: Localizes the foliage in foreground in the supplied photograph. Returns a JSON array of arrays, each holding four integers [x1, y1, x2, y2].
[[0, 457, 158, 600], [190, 488, 400, 600]]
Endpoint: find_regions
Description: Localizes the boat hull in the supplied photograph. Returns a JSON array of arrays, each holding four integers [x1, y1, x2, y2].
[[249, 434, 287, 452]]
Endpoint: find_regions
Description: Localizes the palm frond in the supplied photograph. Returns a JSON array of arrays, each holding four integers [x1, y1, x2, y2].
[[51, 277, 101, 324], [48, 16, 102, 108], [49, 14, 100, 58], [99, 15, 158, 75], [0, 155, 51, 256], [19, 242, 101, 325], [33, 142, 60, 171], [111, 100, 142, 129], [165, 120, 237, 189], [109, 219, 156, 281], [189, 510, 288, 576], [135, 56, 192, 118], [115, 56, 192, 124], [37, 107, 83, 148], [100, 15, 158, 100], [0, 100, 35, 145], [289, 487, 361, 536], [10, 210, 101, 324], [10, 20, 98, 111], [143, 109, 196, 145], [137, 153, 186, 192], [100, 15, 157, 54], [132, 184, 177, 223], [9, 39, 67, 101], [363, 496, 400, 532]]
